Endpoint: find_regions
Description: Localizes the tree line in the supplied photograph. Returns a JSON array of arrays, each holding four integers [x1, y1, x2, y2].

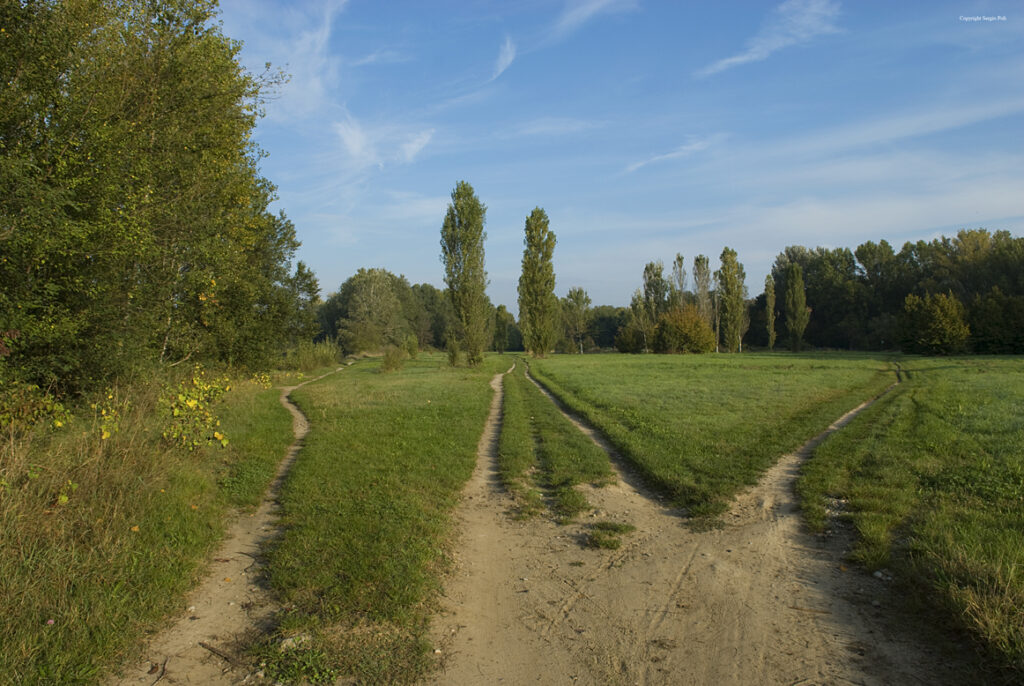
[[1, 0, 319, 396], [317, 179, 1022, 363]]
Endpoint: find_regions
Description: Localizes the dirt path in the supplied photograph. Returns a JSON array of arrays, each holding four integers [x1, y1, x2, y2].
[[428, 372, 966, 685], [110, 367, 346, 686]]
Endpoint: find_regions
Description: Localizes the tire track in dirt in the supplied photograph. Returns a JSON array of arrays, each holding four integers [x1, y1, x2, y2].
[[429, 367, 972, 685], [109, 366, 347, 686]]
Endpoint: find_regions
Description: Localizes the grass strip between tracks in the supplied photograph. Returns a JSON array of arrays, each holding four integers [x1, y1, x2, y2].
[[498, 360, 614, 520], [257, 354, 508, 684]]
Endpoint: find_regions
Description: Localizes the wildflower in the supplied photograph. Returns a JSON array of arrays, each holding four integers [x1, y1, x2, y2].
[[46, 619, 54, 626]]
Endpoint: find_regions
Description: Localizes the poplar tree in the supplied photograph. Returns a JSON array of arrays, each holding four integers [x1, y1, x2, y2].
[[669, 253, 688, 310], [693, 255, 713, 328], [765, 275, 777, 350], [440, 181, 489, 366], [785, 262, 811, 351], [517, 207, 559, 356], [715, 247, 747, 353]]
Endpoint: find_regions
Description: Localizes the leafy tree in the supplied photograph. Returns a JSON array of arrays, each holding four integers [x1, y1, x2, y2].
[[669, 253, 688, 310], [901, 292, 970, 355], [562, 287, 592, 354], [627, 288, 656, 352], [693, 255, 713, 328], [440, 181, 489, 366], [517, 207, 559, 356], [764, 274, 777, 350], [591, 306, 628, 349], [493, 304, 514, 353], [784, 263, 810, 351], [652, 305, 715, 354], [714, 247, 747, 353], [642, 261, 670, 318], [335, 269, 408, 353]]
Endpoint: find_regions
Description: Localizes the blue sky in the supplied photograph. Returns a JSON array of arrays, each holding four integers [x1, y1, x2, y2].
[[216, 0, 1023, 313]]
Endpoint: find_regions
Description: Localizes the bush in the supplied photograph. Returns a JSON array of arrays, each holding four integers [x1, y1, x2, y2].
[[614, 324, 644, 354], [445, 332, 461, 367], [380, 345, 407, 373], [404, 334, 419, 360], [284, 340, 341, 372], [652, 305, 716, 354]]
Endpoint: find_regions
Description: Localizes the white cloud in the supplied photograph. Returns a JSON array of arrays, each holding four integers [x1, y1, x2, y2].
[[696, 0, 841, 77], [400, 129, 435, 163], [625, 134, 727, 173], [332, 111, 435, 172], [491, 36, 517, 81], [350, 49, 409, 67], [552, 0, 637, 39]]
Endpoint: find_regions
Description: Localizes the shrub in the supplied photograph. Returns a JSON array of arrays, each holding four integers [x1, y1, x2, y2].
[[380, 345, 407, 373], [404, 334, 419, 360], [901, 292, 970, 355], [653, 305, 716, 354]]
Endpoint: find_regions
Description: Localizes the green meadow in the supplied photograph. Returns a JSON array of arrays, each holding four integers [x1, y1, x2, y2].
[[530, 352, 896, 517], [799, 356, 1024, 671]]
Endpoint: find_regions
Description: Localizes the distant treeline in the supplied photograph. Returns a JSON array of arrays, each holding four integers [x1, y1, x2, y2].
[[1, 1, 319, 395]]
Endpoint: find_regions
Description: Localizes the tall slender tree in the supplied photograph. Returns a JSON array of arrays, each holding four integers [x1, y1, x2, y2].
[[693, 255, 713, 328], [785, 262, 810, 351], [765, 274, 777, 350], [518, 207, 559, 356], [715, 247, 747, 353], [440, 181, 489, 365], [669, 253, 688, 310]]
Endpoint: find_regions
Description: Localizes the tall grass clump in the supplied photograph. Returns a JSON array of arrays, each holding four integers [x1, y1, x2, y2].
[[799, 357, 1024, 674], [0, 366, 294, 683], [283, 339, 341, 372], [531, 353, 895, 519]]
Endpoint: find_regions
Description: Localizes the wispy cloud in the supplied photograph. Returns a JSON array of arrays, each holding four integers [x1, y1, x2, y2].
[[350, 49, 409, 67], [513, 117, 606, 137], [400, 129, 435, 162], [490, 36, 517, 81], [333, 110, 435, 172], [552, 0, 637, 39], [696, 0, 841, 77], [625, 134, 727, 173]]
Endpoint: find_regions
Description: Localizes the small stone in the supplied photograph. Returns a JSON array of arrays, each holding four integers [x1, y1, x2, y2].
[[871, 600, 881, 608], [873, 570, 883, 579], [187, 606, 196, 612], [434, 649, 442, 654]]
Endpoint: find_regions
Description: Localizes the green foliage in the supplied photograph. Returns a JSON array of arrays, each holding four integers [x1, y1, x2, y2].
[[0, 380, 70, 433], [693, 255, 713, 328], [493, 304, 514, 353], [901, 292, 970, 355], [0, 0, 313, 392], [404, 333, 420, 359], [784, 263, 810, 351], [283, 340, 341, 372], [518, 207, 559, 356], [798, 358, 1024, 672], [614, 321, 645, 354], [161, 367, 231, 450], [0, 371, 293, 683], [765, 274, 777, 350], [380, 345, 408, 373], [562, 287, 592, 354], [440, 181, 489, 366], [652, 305, 716, 354], [715, 247, 747, 353]]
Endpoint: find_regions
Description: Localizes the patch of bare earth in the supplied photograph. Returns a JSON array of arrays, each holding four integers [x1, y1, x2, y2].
[[427, 373, 972, 685], [109, 367, 345, 686]]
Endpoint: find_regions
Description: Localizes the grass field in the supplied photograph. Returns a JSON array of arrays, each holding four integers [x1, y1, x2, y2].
[[0, 369, 296, 684], [497, 360, 613, 520], [531, 353, 896, 518], [798, 356, 1024, 671], [255, 354, 508, 684]]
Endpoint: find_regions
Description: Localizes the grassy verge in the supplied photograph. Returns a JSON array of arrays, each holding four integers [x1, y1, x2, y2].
[[497, 360, 614, 520], [255, 353, 508, 684], [531, 353, 895, 518], [798, 357, 1024, 673], [0, 368, 295, 684]]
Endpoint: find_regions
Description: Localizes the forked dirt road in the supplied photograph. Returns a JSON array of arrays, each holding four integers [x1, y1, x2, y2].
[[428, 369, 968, 685]]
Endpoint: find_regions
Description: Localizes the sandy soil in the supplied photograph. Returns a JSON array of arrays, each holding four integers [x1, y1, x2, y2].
[[109, 367, 345, 686], [426, 371, 971, 686]]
